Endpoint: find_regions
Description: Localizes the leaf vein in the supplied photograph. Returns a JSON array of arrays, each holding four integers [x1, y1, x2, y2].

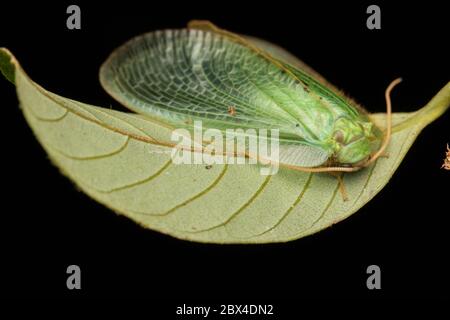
[[250, 173, 313, 238], [310, 179, 340, 228], [47, 137, 130, 161], [132, 164, 229, 216], [25, 104, 68, 122], [186, 175, 272, 233]]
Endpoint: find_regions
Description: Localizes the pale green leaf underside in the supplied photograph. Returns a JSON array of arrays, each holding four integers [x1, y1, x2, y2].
[[2, 47, 449, 243]]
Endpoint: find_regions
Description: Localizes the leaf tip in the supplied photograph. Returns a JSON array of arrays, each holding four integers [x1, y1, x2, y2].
[[0, 48, 17, 85]]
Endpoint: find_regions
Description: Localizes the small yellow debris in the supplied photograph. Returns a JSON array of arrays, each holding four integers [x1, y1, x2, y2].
[[228, 106, 236, 116], [442, 144, 450, 170]]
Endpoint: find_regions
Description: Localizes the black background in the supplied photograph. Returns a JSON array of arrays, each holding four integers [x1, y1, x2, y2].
[[0, 0, 448, 305]]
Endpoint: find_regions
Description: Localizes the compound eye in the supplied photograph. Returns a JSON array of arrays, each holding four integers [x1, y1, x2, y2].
[[334, 130, 344, 144]]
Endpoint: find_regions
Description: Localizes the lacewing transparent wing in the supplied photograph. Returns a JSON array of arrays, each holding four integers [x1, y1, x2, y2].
[[100, 23, 383, 169]]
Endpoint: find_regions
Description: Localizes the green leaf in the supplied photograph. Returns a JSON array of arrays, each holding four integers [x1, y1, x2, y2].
[[1, 47, 449, 243], [0, 48, 15, 84]]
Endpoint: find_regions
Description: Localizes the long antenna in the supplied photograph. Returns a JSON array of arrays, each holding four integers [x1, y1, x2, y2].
[[364, 77, 402, 166]]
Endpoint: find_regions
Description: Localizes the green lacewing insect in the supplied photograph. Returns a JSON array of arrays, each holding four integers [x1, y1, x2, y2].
[[100, 20, 401, 175]]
